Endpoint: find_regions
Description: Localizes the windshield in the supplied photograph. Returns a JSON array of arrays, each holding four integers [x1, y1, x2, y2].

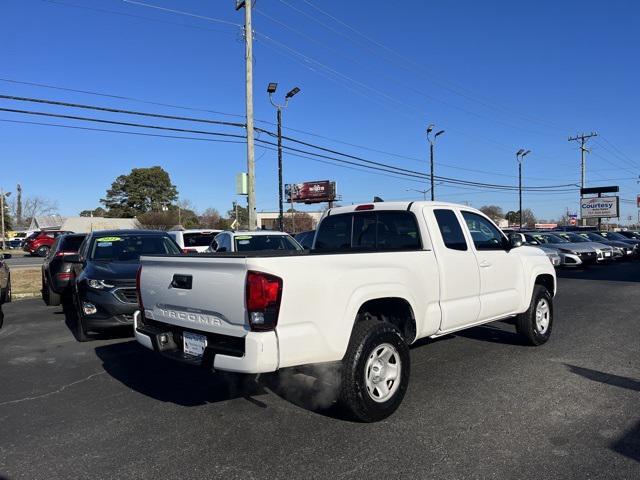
[[581, 232, 606, 242], [183, 232, 217, 247], [532, 233, 568, 244], [234, 234, 302, 252], [89, 234, 180, 261], [600, 231, 628, 241], [558, 233, 588, 243]]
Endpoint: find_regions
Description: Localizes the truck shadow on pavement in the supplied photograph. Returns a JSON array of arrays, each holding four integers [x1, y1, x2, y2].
[[94, 340, 268, 407], [93, 340, 348, 419], [565, 364, 640, 463]]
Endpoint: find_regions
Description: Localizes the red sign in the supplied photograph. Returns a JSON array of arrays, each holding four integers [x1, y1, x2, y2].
[[569, 217, 577, 226], [285, 181, 336, 204]]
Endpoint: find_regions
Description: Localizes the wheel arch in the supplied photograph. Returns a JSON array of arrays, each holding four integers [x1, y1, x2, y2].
[[354, 296, 417, 344]]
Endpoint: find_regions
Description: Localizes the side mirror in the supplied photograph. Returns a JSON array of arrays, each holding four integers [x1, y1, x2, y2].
[[1, 253, 11, 260], [64, 253, 81, 263], [508, 234, 523, 249]]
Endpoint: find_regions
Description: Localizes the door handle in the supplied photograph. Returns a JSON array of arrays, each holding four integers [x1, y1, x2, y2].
[[479, 260, 492, 268]]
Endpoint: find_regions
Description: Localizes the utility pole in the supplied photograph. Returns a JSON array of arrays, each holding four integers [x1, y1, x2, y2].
[[569, 132, 598, 225], [0, 188, 10, 251], [427, 125, 445, 201], [267, 83, 301, 231], [516, 149, 531, 229], [237, 0, 257, 230]]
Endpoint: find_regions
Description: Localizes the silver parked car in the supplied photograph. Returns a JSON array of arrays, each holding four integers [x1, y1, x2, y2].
[[554, 232, 616, 262], [524, 232, 598, 266]]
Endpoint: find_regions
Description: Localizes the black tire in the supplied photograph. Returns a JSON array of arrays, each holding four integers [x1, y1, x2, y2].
[[516, 285, 553, 346], [0, 306, 4, 329], [37, 246, 50, 257], [72, 293, 89, 342], [42, 273, 60, 306], [339, 319, 410, 422]]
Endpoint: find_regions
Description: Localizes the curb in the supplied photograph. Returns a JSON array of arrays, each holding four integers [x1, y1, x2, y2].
[[11, 293, 41, 300]]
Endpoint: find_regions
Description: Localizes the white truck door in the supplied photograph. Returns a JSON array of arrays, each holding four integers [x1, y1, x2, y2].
[[460, 210, 523, 321], [426, 207, 481, 331]]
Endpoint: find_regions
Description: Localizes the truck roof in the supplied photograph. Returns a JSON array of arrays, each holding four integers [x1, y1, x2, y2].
[[326, 200, 473, 216]]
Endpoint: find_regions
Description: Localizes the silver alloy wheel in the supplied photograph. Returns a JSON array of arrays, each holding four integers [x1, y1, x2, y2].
[[364, 342, 401, 403], [535, 298, 550, 334]]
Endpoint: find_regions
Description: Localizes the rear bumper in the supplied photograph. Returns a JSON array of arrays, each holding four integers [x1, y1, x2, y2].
[[133, 311, 279, 374]]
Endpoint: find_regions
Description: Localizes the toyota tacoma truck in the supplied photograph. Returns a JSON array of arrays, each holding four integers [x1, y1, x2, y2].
[[134, 202, 556, 422]]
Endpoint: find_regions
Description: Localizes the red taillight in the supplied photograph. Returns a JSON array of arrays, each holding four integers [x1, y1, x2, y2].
[[56, 251, 75, 257], [355, 204, 374, 211], [246, 271, 282, 331], [136, 265, 144, 311], [56, 272, 73, 280]]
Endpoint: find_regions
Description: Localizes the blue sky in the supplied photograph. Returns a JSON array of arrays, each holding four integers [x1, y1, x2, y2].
[[1, 0, 639, 222]]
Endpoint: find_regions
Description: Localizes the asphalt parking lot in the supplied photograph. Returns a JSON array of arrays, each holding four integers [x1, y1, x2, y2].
[[0, 263, 638, 480]]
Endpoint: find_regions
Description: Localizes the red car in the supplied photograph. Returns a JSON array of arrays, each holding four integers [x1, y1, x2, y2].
[[23, 230, 72, 257]]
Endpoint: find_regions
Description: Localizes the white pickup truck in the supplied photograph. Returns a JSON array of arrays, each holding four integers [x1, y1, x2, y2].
[[134, 201, 556, 422]]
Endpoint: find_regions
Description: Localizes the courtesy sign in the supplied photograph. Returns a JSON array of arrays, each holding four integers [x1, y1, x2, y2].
[[580, 196, 619, 218]]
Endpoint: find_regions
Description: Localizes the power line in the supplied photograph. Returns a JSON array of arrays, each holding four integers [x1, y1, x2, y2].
[[0, 94, 246, 128], [122, 0, 241, 28], [0, 107, 246, 139], [0, 118, 246, 144]]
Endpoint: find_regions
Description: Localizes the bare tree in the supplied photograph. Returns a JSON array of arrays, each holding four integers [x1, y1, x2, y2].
[[20, 196, 59, 224]]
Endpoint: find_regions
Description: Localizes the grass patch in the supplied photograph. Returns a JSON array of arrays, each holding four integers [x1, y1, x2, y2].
[[11, 268, 41, 296]]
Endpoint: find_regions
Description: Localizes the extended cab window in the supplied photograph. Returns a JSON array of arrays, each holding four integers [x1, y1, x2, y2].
[[461, 212, 505, 250], [316, 211, 421, 251], [434, 209, 467, 251]]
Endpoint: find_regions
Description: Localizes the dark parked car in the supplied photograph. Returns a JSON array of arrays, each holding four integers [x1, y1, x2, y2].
[[66, 230, 181, 341], [598, 231, 640, 251], [23, 230, 72, 257], [0, 253, 12, 328], [617, 231, 640, 241], [41, 233, 87, 306], [294, 230, 315, 249]]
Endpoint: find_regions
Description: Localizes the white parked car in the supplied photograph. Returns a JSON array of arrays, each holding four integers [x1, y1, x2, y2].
[[135, 202, 556, 422], [208, 230, 303, 253], [168, 229, 221, 253]]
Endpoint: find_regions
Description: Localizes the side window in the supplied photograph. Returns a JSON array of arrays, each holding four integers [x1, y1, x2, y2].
[[220, 235, 232, 252], [314, 214, 352, 250], [462, 212, 505, 250], [434, 209, 467, 251], [48, 238, 61, 258]]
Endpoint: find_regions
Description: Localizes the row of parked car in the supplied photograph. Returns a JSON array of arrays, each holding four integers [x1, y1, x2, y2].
[[506, 228, 640, 267], [38, 228, 304, 340]]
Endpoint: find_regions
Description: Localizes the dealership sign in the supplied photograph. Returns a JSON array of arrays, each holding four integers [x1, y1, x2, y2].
[[580, 196, 619, 218], [285, 181, 337, 204]]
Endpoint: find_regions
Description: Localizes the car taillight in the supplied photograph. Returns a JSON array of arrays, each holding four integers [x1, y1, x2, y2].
[[355, 204, 374, 211], [245, 271, 282, 332], [136, 265, 144, 311], [56, 272, 74, 280], [56, 251, 75, 257]]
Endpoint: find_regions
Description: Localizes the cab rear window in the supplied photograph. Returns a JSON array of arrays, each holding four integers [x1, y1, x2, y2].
[[315, 211, 421, 251]]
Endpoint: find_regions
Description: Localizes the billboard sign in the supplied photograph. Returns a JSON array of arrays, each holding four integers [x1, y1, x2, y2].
[[285, 181, 336, 204], [580, 196, 619, 219]]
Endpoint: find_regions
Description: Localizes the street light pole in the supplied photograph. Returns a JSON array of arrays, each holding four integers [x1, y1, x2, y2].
[[427, 125, 445, 201], [268, 83, 300, 232], [516, 149, 531, 229]]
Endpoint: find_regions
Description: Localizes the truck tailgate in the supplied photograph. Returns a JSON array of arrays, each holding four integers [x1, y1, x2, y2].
[[139, 255, 249, 337]]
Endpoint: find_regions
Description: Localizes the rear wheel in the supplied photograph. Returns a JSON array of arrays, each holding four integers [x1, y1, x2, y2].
[[339, 318, 410, 422], [516, 285, 553, 346], [1, 276, 10, 304], [37, 246, 50, 257], [42, 273, 61, 306]]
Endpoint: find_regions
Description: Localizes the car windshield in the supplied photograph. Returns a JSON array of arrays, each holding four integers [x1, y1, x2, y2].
[[559, 233, 588, 243], [233, 234, 302, 252], [600, 232, 628, 241], [89, 234, 180, 261], [581, 232, 606, 241], [183, 232, 217, 247], [532, 233, 569, 244]]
